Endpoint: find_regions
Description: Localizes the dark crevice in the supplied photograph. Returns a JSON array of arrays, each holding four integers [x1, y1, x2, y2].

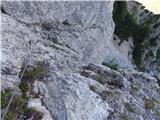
[[154, 76, 160, 86], [62, 20, 70, 26], [1, 6, 7, 14], [1, 68, 17, 75]]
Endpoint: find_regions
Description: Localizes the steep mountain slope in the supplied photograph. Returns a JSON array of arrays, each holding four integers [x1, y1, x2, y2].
[[1, 1, 160, 120]]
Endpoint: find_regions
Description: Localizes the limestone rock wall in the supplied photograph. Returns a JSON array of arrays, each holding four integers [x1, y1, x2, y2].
[[1, 1, 160, 120]]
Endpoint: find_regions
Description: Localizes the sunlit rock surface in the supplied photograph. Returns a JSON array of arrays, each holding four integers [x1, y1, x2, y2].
[[1, 1, 160, 120]]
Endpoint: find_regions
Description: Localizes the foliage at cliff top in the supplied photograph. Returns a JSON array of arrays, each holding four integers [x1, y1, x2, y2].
[[113, 1, 152, 70]]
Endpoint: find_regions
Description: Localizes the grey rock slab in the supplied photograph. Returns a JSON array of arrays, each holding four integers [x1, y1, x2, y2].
[[33, 72, 111, 120], [2, 1, 115, 64]]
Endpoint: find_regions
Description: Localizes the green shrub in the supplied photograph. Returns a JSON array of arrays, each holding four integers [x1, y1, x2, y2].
[[105, 90, 121, 97], [1, 89, 43, 120], [1, 62, 47, 119], [156, 48, 160, 60], [100, 90, 121, 101], [6, 112, 16, 120], [122, 114, 129, 120], [144, 99, 155, 109], [125, 103, 135, 113], [89, 85, 97, 92], [113, 1, 152, 69], [144, 50, 154, 61], [113, 1, 137, 40], [153, 22, 160, 29], [130, 84, 141, 95], [102, 59, 119, 70], [22, 61, 48, 81], [24, 108, 43, 120], [1, 62, 46, 119], [19, 61, 48, 99], [10, 95, 26, 113], [1, 89, 12, 109], [95, 75, 106, 85], [2, 90, 27, 119], [149, 36, 158, 46], [105, 90, 114, 96], [156, 110, 160, 117], [18, 80, 29, 100]]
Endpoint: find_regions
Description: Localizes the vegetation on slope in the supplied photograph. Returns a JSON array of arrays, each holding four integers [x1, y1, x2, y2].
[[113, 1, 152, 70], [1, 61, 48, 120], [1, 89, 43, 120]]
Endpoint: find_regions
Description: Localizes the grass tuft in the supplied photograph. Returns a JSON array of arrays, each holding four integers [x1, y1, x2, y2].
[[144, 99, 155, 110], [22, 62, 48, 80], [125, 102, 135, 113], [89, 85, 97, 92], [102, 60, 119, 70]]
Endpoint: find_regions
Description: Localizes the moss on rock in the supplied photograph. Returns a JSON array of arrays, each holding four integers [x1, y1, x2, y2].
[[125, 102, 135, 113], [1, 89, 12, 109], [18, 80, 29, 100], [22, 61, 48, 80], [144, 99, 155, 110], [1, 89, 43, 120]]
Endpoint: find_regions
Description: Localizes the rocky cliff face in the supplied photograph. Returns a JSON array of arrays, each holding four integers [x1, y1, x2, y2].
[[1, 1, 160, 120]]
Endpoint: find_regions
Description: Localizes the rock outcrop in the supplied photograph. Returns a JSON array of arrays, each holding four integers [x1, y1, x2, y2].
[[1, 1, 160, 120], [81, 63, 160, 120], [1, 1, 115, 64]]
